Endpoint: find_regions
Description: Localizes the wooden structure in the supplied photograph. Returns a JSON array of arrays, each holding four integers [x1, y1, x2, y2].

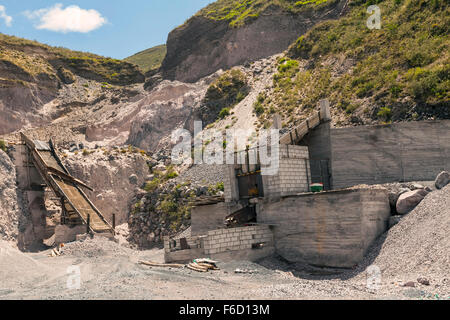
[[21, 133, 114, 235]]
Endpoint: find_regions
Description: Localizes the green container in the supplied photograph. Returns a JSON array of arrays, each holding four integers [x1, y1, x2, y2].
[[310, 183, 324, 193]]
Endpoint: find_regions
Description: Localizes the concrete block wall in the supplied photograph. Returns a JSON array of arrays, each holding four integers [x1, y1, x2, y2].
[[164, 226, 274, 263], [224, 145, 311, 202], [203, 226, 273, 255], [263, 145, 310, 198], [164, 235, 206, 252]]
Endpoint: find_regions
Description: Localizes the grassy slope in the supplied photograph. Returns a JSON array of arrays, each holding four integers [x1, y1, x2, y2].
[[254, 0, 449, 129], [196, 0, 334, 27], [0, 33, 143, 85], [124, 45, 167, 73]]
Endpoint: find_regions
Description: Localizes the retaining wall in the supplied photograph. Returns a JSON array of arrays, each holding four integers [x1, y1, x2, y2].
[[257, 188, 390, 268], [331, 120, 450, 189], [303, 120, 450, 189]]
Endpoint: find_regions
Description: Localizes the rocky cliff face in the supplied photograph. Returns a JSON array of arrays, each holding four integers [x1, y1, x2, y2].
[[0, 34, 144, 136], [161, 1, 348, 83], [63, 149, 151, 225], [0, 59, 60, 135], [0, 149, 19, 243]]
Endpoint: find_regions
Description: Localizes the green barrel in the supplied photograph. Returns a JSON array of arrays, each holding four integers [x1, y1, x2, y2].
[[310, 183, 324, 193]]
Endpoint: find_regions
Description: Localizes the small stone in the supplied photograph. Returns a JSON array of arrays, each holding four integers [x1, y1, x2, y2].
[[410, 183, 424, 190], [129, 174, 138, 185], [403, 281, 416, 288], [417, 278, 430, 286]]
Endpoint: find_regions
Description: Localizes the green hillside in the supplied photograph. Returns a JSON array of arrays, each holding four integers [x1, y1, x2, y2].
[[196, 0, 334, 27], [0, 33, 144, 85], [124, 45, 167, 73], [254, 0, 449, 129]]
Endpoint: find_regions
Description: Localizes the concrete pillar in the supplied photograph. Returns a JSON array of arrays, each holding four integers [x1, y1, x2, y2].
[[224, 165, 239, 202], [320, 99, 331, 122], [272, 114, 282, 130]]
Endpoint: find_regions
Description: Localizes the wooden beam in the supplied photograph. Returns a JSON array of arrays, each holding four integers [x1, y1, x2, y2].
[[46, 167, 93, 191]]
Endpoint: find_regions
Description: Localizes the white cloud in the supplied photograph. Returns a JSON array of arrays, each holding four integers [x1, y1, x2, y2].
[[0, 5, 13, 27], [24, 3, 106, 33]]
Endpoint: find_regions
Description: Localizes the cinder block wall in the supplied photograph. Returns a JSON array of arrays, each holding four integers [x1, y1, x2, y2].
[[203, 225, 273, 255], [164, 226, 275, 263], [224, 145, 311, 202], [263, 145, 310, 198], [257, 188, 390, 268]]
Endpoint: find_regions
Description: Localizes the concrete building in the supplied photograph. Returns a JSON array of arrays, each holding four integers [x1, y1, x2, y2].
[[166, 101, 450, 267]]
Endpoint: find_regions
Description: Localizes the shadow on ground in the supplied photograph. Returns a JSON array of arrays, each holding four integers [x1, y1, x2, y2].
[[256, 233, 388, 281]]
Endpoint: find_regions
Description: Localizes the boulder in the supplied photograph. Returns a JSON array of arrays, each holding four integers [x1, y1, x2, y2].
[[389, 188, 410, 214], [435, 171, 450, 190], [396, 189, 429, 215]]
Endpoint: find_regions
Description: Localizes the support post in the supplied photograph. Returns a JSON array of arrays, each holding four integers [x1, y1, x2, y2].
[[86, 214, 90, 234], [112, 214, 116, 230], [319, 99, 331, 121], [304, 158, 310, 192]]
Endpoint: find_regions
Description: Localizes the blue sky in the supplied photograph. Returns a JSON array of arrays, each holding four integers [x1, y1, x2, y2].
[[0, 1, 214, 59]]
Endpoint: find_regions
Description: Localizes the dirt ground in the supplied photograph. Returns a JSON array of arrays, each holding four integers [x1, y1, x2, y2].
[[1, 184, 448, 300], [0, 236, 447, 300]]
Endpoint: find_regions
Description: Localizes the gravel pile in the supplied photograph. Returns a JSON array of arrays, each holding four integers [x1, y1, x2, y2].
[[349, 184, 450, 292], [62, 237, 135, 258], [175, 164, 225, 186]]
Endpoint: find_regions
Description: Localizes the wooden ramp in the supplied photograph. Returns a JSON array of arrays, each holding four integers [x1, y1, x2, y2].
[[21, 133, 114, 234]]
